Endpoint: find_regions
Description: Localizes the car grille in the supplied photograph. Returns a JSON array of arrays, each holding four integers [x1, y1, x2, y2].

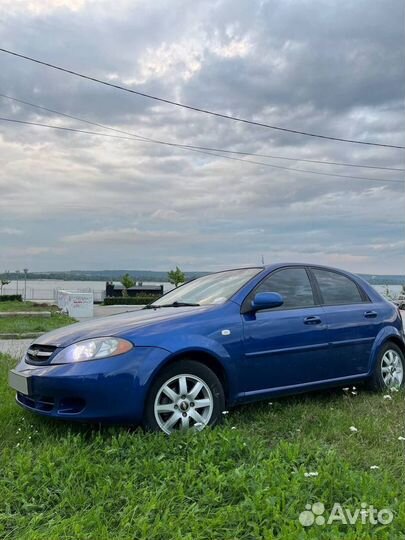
[[26, 344, 58, 365]]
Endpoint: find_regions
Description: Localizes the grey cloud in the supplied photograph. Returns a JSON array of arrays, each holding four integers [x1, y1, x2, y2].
[[0, 0, 403, 274], [0, 226, 22, 235], [62, 227, 184, 245]]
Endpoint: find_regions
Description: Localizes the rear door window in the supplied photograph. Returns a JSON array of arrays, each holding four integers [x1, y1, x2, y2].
[[311, 268, 364, 305]]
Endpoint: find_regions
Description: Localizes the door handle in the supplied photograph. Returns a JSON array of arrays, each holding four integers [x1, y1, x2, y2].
[[304, 316, 322, 325], [364, 310, 377, 318]]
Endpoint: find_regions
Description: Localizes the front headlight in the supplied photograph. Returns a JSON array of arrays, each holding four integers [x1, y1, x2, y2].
[[51, 337, 133, 364]]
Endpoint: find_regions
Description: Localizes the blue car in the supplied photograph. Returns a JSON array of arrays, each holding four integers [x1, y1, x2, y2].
[[9, 264, 405, 434]]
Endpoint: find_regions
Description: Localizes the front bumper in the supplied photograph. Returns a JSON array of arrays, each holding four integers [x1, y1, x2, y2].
[[9, 346, 170, 423]]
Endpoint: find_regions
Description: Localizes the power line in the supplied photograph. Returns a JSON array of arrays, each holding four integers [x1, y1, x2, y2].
[[1, 47, 404, 150], [0, 93, 158, 145], [0, 116, 403, 185], [1, 93, 403, 172]]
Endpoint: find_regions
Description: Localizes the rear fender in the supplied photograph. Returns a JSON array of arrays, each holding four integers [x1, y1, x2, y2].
[[368, 326, 405, 374]]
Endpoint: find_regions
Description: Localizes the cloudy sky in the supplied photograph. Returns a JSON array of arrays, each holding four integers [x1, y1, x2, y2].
[[0, 0, 404, 274]]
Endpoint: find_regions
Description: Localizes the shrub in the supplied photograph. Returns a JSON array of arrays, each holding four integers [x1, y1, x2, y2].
[[120, 273, 136, 296], [168, 266, 185, 288], [0, 295, 22, 302], [103, 296, 161, 306]]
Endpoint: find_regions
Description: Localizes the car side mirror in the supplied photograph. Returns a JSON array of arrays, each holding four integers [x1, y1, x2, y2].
[[251, 292, 284, 311]]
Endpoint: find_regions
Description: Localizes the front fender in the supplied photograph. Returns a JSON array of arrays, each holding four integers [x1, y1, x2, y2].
[[368, 326, 405, 374], [147, 333, 240, 405], [159, 333, 231, 360]]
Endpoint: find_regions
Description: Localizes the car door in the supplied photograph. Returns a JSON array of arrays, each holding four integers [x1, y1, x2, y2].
[[241, 266, 330, 397], [309, 267, 383, 378]]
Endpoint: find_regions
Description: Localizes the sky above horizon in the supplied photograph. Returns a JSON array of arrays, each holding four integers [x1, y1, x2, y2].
[[0, 0, 404, 274]]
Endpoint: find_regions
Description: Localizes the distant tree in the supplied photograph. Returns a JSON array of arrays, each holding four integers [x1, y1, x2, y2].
[[120, 273, 135, 297], [0, 279, 10, 296], [168, 266, 185, 288], [401, 284, 405, 295]]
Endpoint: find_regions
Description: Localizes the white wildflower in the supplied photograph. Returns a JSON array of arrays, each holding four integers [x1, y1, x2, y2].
[[231, 426, 236, 430], [383, 395, 392, 400], [349, 426, 358, 433], [398, 436, 405, 441], [370, 465, 380, 470], [304, 472, 319, 478], [222, 410, 229, 415]]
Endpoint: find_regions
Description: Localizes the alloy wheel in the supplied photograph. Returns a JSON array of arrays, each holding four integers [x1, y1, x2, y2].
[[381, 349, 404, 388], [154, 373, 214, 434]]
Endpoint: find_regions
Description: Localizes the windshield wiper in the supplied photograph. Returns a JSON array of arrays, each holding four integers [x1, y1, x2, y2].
[[159, 301, 200, 307]]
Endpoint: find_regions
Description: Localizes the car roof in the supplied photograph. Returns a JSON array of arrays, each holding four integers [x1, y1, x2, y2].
[[264, 262, 347, 271], [211, 262, 359, 278], [208, 263, 358, 273]]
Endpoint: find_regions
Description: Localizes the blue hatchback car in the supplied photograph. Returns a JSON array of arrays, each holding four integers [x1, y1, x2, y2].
[[9, 264, 405, 434]]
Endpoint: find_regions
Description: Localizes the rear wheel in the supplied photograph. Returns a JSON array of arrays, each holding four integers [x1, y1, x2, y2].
[[143, 360, 225, 434], [368, 342, 404, 391]]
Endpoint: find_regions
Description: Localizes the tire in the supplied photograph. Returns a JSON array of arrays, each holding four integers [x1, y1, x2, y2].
[[143, 360, 225, 434], [368, 342, 405, 391]]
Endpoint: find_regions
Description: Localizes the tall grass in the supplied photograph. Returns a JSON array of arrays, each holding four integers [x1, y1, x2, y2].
[[1, 353, 404, 539]]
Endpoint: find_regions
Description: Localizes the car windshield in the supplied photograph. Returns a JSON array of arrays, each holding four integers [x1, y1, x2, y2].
[[151, 268, 262, 307]]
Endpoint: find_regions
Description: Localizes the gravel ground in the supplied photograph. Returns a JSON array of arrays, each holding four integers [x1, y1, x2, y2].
[[0, 339, 32, 359]]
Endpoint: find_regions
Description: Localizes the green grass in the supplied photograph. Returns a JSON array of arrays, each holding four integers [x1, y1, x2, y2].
[[0, 312, 76, 335], [0, 301, 60, 313], [1, 355, 404, 538]]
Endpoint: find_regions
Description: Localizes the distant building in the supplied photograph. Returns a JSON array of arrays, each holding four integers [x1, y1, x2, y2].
[[105, 282, 164, 298]]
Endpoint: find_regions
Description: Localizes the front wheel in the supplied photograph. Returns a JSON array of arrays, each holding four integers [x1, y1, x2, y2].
[[143, 360, 225, 434], [368, 342, 405, 391]]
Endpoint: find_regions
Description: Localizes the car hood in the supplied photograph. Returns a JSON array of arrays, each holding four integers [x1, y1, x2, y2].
[[35, 306, 213, 347]]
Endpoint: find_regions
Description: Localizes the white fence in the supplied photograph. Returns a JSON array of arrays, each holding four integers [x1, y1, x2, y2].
[[3, 285, 105, 303], [3, 280, 170, 302]]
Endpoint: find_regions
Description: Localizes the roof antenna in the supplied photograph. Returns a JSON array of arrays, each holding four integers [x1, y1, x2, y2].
[[261, 254, 265, 265]]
